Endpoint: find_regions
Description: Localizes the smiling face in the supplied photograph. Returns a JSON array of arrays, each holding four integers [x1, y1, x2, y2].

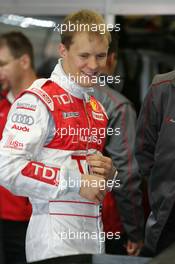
[[59, 32, 109, 87]]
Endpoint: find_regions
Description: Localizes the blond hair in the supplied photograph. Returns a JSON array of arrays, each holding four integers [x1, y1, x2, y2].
[[61, 9, 111, 49]]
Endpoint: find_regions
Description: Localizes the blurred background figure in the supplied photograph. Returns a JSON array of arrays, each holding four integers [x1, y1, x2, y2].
[[0, 207, 4, 264], [136, 70, 175, 257], [0, 31, 36, 264]]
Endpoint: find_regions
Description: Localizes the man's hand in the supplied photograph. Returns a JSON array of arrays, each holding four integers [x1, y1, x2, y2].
[[86, 154, 117, 180], [79, 174, 107, 204], [126, 240, 144, 256]]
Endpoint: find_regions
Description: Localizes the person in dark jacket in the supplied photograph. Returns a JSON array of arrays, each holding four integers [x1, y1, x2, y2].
[[90, 29, 144, 256], [136, 70, 175, 257]]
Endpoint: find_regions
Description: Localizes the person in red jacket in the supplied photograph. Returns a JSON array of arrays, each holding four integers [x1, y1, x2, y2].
[[0, 31, 36, 264]]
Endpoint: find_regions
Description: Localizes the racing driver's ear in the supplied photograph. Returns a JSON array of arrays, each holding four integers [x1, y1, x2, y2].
[[58, 43, 67, 58]]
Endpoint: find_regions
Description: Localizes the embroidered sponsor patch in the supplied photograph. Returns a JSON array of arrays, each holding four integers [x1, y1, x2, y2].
[[89, 97, 101, 112], [79, 135, 102, 145], [11, 113, 34, 126], [53, 94, 74, 105], [21, 161, 60, 186], [92, 111, 104, 121], [62, 112, 80, 119], [4, 135, 24, 150], [16, 102, 37, 111], [30, 87, 54, 111], [11, 124, 29, 132]]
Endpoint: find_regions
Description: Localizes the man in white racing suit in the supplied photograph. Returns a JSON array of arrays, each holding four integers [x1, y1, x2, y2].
[[0, 10, 116, 263]]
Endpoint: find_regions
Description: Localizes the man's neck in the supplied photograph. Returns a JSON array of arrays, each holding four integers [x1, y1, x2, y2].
[[12, 70, 37, 98]]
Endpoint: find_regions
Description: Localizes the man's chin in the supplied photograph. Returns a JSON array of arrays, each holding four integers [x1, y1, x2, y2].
[[77, 81, 96, 88]]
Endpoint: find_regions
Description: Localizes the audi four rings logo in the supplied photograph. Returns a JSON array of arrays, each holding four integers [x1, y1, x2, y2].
[[11, 113, 34, 125]]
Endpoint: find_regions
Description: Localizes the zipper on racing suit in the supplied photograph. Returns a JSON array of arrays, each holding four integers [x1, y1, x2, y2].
[[82, 93, 102, 253]]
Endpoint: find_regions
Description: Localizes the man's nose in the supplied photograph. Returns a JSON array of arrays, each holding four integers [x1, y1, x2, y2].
[[88, 57, 98, 70]]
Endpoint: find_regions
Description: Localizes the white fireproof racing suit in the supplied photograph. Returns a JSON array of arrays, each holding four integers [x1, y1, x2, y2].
[[0, 60, 108, 262]]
